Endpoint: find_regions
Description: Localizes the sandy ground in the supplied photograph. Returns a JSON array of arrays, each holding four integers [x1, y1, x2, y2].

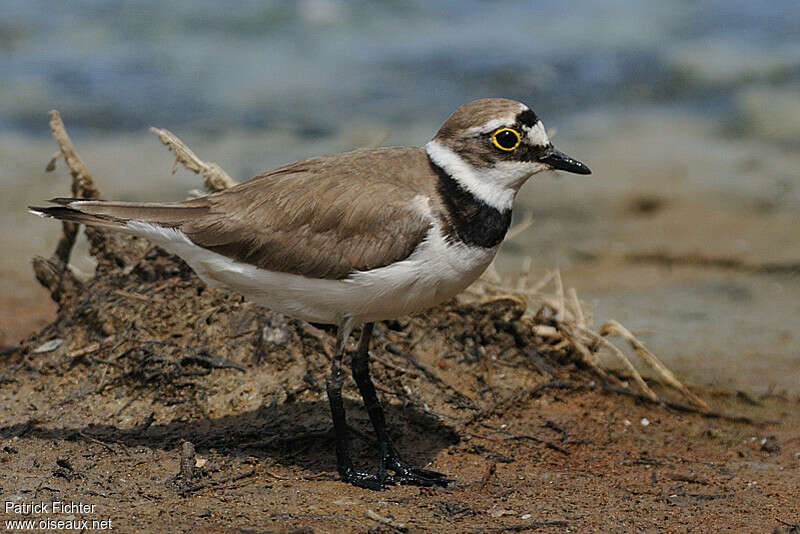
[[1, 225, 799, 532], [2, 377, 798, 533]]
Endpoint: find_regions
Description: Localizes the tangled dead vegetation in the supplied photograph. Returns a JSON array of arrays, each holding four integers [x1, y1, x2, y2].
[[18, 110, 747, 451]]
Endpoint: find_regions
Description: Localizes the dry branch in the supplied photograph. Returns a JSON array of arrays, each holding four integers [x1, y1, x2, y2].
[[578, 326, 658, 401], [600, 320, 710, 410], [34, 110, 104, 302], [465, 264, 710, 411], [46, 110, 101, 200], [149, 127, 237, 193]]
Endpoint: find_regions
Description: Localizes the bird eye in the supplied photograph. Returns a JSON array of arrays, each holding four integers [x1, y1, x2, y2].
[[491, 128, 521, 151]]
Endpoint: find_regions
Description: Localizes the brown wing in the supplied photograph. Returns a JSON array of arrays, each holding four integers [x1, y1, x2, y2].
[[178, 147, 438, 279]]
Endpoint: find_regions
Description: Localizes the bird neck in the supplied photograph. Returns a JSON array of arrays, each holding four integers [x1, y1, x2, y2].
[[425, 139, 517, 212], [428, 157, 512, 249]]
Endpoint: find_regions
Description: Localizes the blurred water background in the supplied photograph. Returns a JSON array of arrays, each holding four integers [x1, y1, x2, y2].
[[1, 1, 798, 392]]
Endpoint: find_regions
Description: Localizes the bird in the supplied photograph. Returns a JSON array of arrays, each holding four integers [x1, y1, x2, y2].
[[30, 98, 590, 489]]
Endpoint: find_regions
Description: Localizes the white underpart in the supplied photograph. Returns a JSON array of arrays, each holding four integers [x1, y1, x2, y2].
[[426, 139, 543, 211], [125, 213, 497, 326]]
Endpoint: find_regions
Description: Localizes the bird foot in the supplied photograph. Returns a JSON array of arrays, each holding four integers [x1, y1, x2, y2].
[[340, 467, 389, 490], [382, 457, 451, 487], [339, 458, 450, 490]]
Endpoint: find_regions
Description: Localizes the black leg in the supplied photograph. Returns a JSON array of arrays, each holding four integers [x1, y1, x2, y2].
[[350, 323, 450, 487], [325, 317, 384, 490]]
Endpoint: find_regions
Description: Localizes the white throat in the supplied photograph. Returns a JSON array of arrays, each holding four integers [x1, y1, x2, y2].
[[425, 140, 518, 211]]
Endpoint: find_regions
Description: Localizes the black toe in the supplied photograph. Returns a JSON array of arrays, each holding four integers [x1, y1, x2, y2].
[[385, 458, 451, 487], [341, 467, 387, 490]]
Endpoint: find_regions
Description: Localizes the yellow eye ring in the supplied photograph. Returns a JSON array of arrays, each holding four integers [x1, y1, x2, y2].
[[491, 128, 521, 151]]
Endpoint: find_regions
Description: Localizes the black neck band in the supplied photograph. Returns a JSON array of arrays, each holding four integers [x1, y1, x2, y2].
[[430, 159, 512, 249]]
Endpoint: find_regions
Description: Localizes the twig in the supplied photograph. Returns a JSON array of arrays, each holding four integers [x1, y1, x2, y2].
[[296, 321, 334, 358], [180, 351, 247, 373], [600, 320, 709, 411], [68, 343, 100, 359], [554, 269, 565, 322], [579, 327, 658, 402], [77, 431, 126, 455], [505, 434, 571, 456], [529, 270, 555, 294], [543, 419, 568, 438], [516, 256, 533, 291], [372, 355, 417, 377], [775, 518, 800, 530], [262, 468, 291, 481], [47, 110, 101, 200], [32, 255, 82, 304], [568, 287, 585, 329], [113, 289, 149, 302], [179, 441, 196, 483], [554, 323, 616, 385], [35, 110, 103, 301], [44, 110, 99, 266], [149, 127, 237, 192], [668, 473, 709, 485]]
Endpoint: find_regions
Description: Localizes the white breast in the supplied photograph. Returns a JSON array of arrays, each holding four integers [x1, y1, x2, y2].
[[126, 218, 498, 325]]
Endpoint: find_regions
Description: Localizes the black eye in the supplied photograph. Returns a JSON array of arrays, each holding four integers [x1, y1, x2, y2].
[[492, 128, 521, 151]]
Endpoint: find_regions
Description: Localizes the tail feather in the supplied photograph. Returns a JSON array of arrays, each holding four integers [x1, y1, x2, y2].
[[30, 197, 210, 230], [29, 205, 127, 229]]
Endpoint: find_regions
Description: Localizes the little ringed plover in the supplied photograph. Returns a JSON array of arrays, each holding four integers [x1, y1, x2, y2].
[[31, 97, 591, 489]]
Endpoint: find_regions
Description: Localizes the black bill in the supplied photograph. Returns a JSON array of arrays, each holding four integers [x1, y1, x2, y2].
[[539, 148, 592, 175]]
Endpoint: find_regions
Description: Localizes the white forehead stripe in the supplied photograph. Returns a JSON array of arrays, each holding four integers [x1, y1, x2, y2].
[[463, 116, 518, 137], [463, 112, 550, 148], [523, 120, 549, 147]]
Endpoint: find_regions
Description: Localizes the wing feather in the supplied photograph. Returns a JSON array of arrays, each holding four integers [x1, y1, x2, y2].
[[180, 147, 438, 279]]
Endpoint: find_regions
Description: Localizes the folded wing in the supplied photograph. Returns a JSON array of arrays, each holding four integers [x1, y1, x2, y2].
[[31, 147, 438, 280]]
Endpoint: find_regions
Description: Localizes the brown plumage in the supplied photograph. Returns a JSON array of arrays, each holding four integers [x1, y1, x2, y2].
[[433, 98, 526, 140], [35, 147, 442, 279]]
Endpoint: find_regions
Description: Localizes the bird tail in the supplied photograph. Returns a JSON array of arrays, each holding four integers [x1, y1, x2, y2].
[[29, 197, 208, 231]]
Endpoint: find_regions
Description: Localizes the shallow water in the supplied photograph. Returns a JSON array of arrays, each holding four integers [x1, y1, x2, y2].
[[1, 2, 798, 392]]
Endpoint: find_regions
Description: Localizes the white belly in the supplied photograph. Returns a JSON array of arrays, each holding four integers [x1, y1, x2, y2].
[[127, 221, 497, 325]]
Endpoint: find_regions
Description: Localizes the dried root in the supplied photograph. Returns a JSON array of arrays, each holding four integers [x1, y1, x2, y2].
[[599, 320, 710, 410], [33, 110, 101, 303], [149, 127, 238, 193], [467, 260, 710, 411], [46, 110, 101, 201]]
